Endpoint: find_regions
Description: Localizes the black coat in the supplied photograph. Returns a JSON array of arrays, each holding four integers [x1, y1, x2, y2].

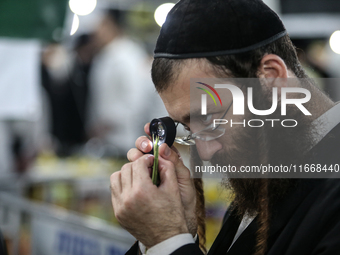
[[126, 123, 340, 255]]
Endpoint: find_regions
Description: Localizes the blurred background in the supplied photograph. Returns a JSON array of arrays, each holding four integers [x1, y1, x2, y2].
[[0, 0, 339, 254]]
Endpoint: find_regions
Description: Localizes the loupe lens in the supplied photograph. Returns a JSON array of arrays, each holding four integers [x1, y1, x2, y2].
[[157, 122, 166, 139], [149, 117, 176, 148]]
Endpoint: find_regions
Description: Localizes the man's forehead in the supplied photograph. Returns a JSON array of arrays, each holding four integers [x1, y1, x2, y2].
[[160, 88, 190, 124], [159, 62, 217, 124]]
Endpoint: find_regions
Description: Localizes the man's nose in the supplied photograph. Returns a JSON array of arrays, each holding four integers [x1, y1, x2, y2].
[[195, 139, 223, 161]]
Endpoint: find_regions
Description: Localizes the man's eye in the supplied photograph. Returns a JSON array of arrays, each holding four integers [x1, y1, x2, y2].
[[199, 114, 213, 125], [184, 126, 190, 132]]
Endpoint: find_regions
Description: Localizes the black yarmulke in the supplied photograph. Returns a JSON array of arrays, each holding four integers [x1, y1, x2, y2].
[[154, 0, 287, 58]]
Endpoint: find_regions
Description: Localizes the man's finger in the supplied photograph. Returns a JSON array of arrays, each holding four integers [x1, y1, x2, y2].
[[132, 155, 154, 184], [127, 148, 144, 162], [170, 145, 183, 162], [159, 143, 184, 169], [121, 164, 132, 189], [158, 143, 191, 180], [135, 136, 153, 153], [157, 157, 179, 190], [110, 171, 122, 196], [144, 123, 151, 136]]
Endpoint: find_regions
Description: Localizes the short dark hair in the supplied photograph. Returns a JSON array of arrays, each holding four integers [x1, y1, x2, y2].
[[151, 34, 307, 93]]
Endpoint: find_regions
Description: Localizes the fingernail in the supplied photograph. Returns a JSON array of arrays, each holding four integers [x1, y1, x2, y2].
[[146, 155, 154, 164], [164, 146, 171, 157], [141, 141, 148, 150]]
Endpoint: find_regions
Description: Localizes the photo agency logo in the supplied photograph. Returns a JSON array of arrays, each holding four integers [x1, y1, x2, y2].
[[196, 81, 312, 128], [196, 82, 223, 112]]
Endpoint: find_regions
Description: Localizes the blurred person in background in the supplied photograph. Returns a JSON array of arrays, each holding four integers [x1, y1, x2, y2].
[[41, 35, 94, 156], [87, 9, 158, 158]]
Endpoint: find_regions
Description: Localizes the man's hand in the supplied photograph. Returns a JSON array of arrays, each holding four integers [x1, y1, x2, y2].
[[126, 123, 197, 237], [110, 154, 189, 248], [111, 123, 197, 247]]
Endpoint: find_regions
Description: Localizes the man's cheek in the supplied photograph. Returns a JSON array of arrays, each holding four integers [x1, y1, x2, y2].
[[195, 139, 223, 161]]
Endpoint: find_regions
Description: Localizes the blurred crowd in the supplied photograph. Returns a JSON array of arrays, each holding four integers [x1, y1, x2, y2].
[[0, 9, 166, 190]]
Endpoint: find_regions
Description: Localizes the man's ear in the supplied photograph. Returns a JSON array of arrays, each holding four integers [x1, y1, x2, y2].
[[257, 54, 288, 89], [258, 54, 288, 79]]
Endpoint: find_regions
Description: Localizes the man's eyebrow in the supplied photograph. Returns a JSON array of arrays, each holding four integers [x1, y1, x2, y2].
[[181, 113, 190, 124], [173, 113, 189, 124], [177, 109, 201, 125]]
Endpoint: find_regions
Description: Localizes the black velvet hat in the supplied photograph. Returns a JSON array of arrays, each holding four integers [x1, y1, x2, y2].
[[154, 0, 287, 58]]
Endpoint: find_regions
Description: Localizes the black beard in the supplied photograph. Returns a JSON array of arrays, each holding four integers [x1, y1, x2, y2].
[[210, 81, 315, 217]]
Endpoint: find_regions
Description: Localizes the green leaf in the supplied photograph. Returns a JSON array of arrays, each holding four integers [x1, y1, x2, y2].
[[152, 134, 159, 185]]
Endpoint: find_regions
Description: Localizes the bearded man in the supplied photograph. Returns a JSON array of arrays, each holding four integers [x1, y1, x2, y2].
[[110, 0, 340, 254]]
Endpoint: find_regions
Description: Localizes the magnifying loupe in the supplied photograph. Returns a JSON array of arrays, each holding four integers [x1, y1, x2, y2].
[[148, 117, 176, 185], [149, 117, 176, 150]]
